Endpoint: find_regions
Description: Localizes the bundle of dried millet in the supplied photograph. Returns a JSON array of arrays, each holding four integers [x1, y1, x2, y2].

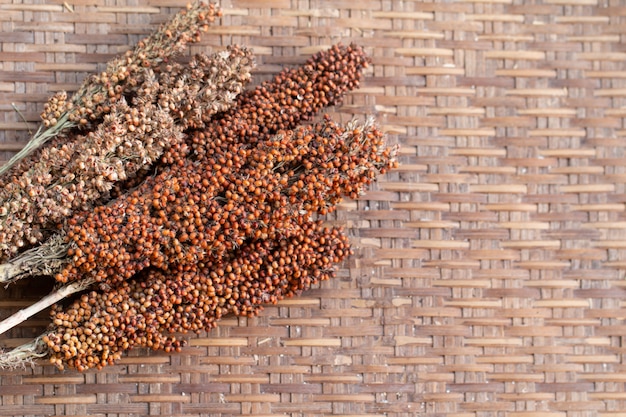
[[0, 43, 397, 371], [0, 114, 392, 370], [188, 43, 370, 160], [0, 43, 370, 284]]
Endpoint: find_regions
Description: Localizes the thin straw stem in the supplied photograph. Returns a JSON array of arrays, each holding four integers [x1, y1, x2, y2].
[[0, 113, 73, 176], [0, 278, 95, 337]]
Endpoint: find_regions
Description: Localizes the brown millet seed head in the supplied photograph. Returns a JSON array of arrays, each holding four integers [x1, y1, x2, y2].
[[46, 216, 349, 371]]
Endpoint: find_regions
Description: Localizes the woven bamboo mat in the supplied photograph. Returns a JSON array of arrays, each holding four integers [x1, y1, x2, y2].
[[2, 0, 626, 416]]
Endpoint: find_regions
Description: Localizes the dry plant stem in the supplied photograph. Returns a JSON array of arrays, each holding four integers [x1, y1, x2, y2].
[[0, 113, 73, 177], [0, 235, 68, 284], [0, 337, 46, 369], [0, 278, 94, 338]]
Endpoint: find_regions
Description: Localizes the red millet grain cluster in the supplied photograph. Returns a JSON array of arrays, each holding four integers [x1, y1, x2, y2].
[[57, 113, 393, 288], [44, 219, 348, 371]]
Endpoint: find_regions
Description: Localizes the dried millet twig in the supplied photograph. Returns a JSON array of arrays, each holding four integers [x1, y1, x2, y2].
[[0, 277, 95, 336], [0, 1, 222, 177]]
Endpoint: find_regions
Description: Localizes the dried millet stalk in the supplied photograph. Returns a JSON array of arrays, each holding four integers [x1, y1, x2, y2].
[[5, 219, 348, 371], [0, 1, 222, 177], [54, 1, 222, 130], [179, 42, 371, 161], [0, 46, 254, 261], [55, 116, 393, 287]]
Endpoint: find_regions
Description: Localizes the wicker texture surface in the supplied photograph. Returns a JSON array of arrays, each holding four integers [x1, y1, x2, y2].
[[2, 0, 626, 416]]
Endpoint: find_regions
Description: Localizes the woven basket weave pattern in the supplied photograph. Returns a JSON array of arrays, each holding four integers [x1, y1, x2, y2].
[[2, 0, 626, 416]]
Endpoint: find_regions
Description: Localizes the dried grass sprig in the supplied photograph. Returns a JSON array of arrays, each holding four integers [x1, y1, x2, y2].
[[0, 337, 47, 370]]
